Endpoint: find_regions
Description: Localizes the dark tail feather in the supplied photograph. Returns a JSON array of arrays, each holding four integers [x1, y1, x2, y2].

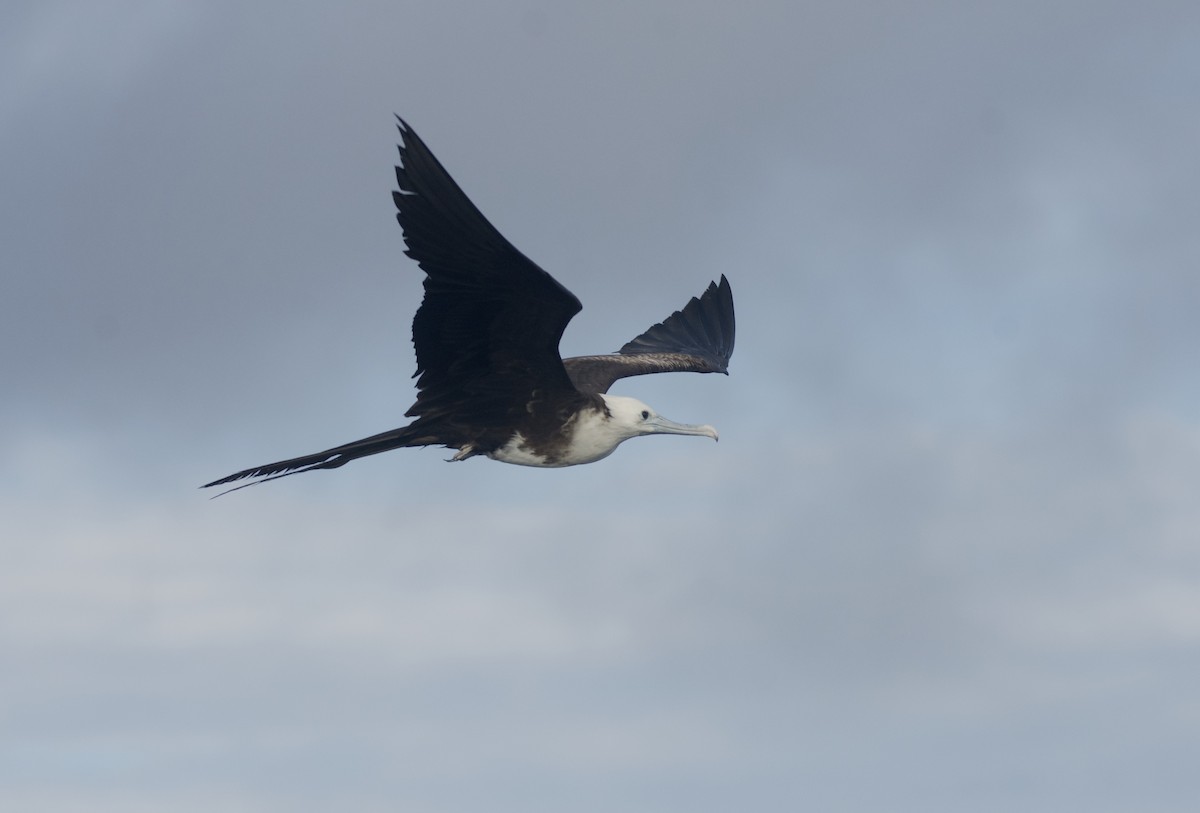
[[202, 424, 431, 497]]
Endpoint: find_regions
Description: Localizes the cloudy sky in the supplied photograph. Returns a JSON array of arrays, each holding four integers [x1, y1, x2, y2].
[[4, 1, 1200, 810]]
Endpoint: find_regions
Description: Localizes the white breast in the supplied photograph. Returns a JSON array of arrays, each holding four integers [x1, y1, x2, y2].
[[487, 409, 623, 468]]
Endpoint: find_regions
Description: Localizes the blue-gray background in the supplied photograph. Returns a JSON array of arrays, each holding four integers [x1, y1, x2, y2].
[[4, 2, 1199, 810]]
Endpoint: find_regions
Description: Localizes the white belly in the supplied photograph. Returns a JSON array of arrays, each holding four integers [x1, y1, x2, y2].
[[487, 410, 622, 468], [488, 434, 564, 467]]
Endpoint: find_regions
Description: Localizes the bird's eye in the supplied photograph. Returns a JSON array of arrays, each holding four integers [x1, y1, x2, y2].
[[640, 410, 650, 420]]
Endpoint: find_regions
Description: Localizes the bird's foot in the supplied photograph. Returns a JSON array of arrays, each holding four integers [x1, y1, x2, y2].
[[447, 444, 476, 462]]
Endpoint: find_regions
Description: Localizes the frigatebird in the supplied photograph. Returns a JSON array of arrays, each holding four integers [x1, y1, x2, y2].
[[204, 119, 735, 494]]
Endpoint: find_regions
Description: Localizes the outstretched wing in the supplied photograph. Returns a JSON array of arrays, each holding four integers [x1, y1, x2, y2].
[[202, 120, 589, 495], [395, 117, 584, 426], [563, 275, 735, 394]]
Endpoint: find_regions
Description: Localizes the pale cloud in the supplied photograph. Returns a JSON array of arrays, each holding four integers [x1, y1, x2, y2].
[[0, 1, 199, 123]]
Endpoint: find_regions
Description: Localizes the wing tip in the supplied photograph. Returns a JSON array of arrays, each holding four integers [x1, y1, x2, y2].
[[615, 276, 735, 365]]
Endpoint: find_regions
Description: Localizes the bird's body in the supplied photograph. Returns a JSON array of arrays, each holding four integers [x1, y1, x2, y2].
[[485, 394, 711, 468], [487, 396, 622, 468], [204, 119, 734, 494]]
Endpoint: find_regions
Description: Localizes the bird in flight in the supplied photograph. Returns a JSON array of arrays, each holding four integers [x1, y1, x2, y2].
[[204, 119, 735, 495]]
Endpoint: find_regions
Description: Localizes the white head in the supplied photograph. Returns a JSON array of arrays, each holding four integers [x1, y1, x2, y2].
[[599, 394, 719, 444], [547, 394, 718, 467]]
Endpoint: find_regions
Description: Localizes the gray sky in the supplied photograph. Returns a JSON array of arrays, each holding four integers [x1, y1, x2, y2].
[[4, 1, 1200, 810]]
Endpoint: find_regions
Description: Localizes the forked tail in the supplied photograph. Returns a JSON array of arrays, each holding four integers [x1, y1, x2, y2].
[[202, 424, 434, 497]]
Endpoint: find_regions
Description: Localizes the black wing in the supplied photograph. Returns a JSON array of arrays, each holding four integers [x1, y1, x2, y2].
[[395, 117, 584, 426], [202, 120, 588, 495], [563, 275, 735, 394]]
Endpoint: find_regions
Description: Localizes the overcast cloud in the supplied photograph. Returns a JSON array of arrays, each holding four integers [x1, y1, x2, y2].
[[3, 1, 1200, 811]]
